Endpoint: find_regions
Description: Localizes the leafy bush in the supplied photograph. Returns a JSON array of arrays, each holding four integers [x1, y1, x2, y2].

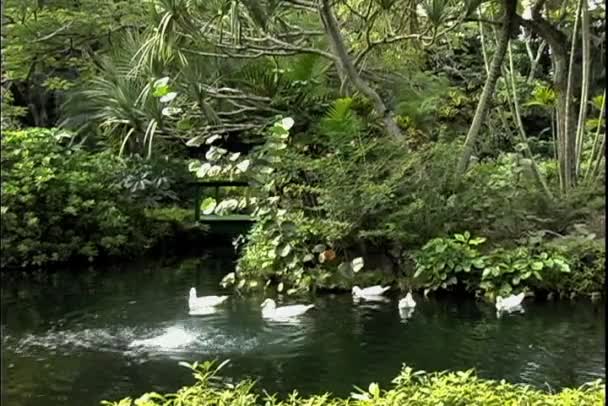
[[102, 360, 605, 406], [531, 232, 605, 298], [217, 109, 603, 295], [413, 232, 487, 294], [413, 232, 577, 300], [0, 128, 182, 268], [122, 155, 193, 208], [479, 246, 571, 301]]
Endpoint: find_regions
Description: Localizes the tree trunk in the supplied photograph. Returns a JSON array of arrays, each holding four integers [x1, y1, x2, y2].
[[516, 2, 578, 193], [575, 0, 590, 176], [318, 0, 403, 139], [456, 0, 517, 175]]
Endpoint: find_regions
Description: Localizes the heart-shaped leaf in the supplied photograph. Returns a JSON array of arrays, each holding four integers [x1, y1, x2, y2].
[[188, 161, 201, 172], [205, 134, 222, 145], [281, 117, 294, 130], [278, 244, 292, 257], [161, 107, 182, 116], [201, 197, 217, 215], [351, 257, 364, 273], [160, 92, 177, 103], [236, 160, 250, 172], [186, 136, 206, 147]]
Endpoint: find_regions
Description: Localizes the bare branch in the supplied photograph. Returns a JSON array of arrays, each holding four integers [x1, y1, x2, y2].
[[34, 22, 74, 42]]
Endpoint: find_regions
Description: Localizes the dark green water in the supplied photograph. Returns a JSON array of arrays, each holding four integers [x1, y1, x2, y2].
[[1, 253, 605, 405]]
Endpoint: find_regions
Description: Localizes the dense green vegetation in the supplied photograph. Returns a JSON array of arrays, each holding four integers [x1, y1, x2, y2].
[[102, 360, 605, 405], [1, 1, 605, 289], [0, 127, 198, 268], [1, 0, 605, 402]]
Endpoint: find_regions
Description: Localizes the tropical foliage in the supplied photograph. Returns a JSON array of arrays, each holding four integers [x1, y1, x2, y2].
[[0, 128, 192, 268], [102, 360, 605, 406], [1, 0, 604, 299]]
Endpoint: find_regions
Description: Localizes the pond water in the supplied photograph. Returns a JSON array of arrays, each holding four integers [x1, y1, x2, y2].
[[1, 251, 605, 405]]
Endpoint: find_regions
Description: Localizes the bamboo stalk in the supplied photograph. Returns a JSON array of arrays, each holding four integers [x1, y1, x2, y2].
[[478, 9, 490, 76], [562, 0, 583, 189], [506, 43, 554, 200], [574, 0, 590, 177], [584, 90, 605, 181]]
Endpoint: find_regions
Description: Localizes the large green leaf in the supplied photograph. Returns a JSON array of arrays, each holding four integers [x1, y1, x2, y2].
[[201, 197, 217, 215]]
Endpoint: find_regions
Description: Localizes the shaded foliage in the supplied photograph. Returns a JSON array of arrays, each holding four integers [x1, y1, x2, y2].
[[0, 128, 190, 269]]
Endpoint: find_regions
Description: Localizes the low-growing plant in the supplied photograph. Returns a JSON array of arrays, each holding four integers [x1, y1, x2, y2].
[[480, 247, 571, 301], [413, 232, 487, 294], [528, 231, 605, 298], [102, 360, 605, 406], [413, 231, 584, 300]]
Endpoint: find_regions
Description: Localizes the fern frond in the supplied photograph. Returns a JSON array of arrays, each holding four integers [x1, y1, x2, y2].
[[320, 97, 362, 138]]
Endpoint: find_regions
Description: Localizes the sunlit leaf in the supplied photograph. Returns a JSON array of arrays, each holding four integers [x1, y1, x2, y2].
[[188, 161, 201, 172], [161, 107, 182, 116], [196, 163, 211, 178], [281, 117, 294, 130], [154, 77, 170, 88], [368, 383, 380, 397], [312, 244, 326, 253], [201, 197, 216, 215], [186, 136, 206, 147], [278, 243, 292, 257], [220, 272, 236, 287], [160, 92, 177, 103], [236, 160, 250, 172], [351, 257, 364, 273], [206, 134, 222, 145]]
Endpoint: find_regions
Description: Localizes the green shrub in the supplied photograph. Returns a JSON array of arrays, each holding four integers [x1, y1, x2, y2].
[[0, 128, 181, 268], [535, 233, 605, 298], [413, 230, 603, 299], [213, 106, 604, 295], [413, 231, 487, 294], [102, 360, 605, 406], [122, 154, 193, 208], [479, 246, 571, 301]]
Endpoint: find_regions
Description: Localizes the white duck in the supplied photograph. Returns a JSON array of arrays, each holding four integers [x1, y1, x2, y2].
[[260, 299, 314, 320], [352, 285, 390, 301], [398, 292, 416, 310], [188, 287, 228, 310], [496, 292, 525, 313], [188, 307, 217, 316], [399, 307, 415, 322]]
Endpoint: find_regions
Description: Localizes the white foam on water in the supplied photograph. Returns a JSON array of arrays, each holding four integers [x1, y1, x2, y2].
[[3, 327, 139, 355], [129, 326, 196, 350]]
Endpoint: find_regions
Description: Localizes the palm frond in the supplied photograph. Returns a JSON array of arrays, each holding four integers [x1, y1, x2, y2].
[[320, 97, 363, 138]]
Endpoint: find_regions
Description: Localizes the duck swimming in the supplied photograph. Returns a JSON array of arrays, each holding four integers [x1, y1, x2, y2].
[[352, 285, 390, 301], [496, 292, 525, 313], [260, 298, 314, 320], [398, 292, 416, 309], [188, 287, 228, 311]]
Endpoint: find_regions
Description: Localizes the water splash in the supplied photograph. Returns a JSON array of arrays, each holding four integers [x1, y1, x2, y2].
[[3, 327, 137, 355], [129, 326, 196, 350]]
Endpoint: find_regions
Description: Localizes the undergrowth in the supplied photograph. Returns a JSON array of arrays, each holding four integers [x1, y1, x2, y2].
[[102, 360, 605, 406]]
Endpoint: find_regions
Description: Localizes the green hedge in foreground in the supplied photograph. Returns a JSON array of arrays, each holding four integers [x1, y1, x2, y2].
[[103, 361, 605, 406]]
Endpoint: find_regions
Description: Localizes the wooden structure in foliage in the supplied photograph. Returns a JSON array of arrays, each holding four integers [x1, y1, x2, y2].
[[190, 180, 255, 234]]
